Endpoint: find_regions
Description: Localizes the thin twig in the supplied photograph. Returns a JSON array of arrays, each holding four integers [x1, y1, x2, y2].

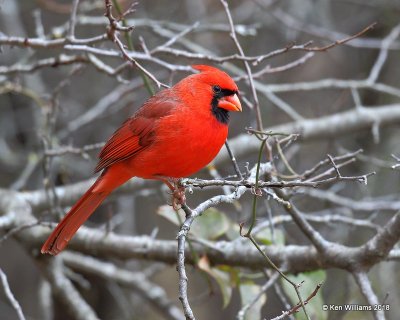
[[176, 204, 196, 320], [300, 22, 377, 52], [104, 0, 167, 88], [237, 272, 280, 320], [242, 235, 311, 320], [220, 0, 265, 153], [63, 252, 184, 320], [225, 140, 243, 179], [368, 24, 400, 83], [0, 268, 26, 320], [353, 272, 385, 320], [269, 283, 323, 320], [68, 0, 80, 39]]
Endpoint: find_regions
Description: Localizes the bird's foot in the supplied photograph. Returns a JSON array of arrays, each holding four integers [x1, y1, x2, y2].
[[157, 176, 186, 210], [171, 184, 186, 210]]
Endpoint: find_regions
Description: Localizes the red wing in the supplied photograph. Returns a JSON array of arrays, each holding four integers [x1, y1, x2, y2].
[[95, 91, 179, 172]]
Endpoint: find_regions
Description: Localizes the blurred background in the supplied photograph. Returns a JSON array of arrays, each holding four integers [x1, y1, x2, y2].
[[0, 0, 400, 319]]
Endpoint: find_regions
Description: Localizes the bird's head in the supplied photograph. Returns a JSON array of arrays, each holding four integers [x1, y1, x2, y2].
[[189, 65, 242, 124]]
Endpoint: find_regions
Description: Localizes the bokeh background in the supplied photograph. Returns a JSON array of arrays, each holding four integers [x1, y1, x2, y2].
[[1, 0, 400, 319]]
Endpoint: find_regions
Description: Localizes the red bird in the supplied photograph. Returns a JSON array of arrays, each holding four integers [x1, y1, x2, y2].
[[41, 65, 241, 255]]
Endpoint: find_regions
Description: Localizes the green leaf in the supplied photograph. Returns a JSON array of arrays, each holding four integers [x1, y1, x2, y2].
[[255, 227, 285, 246], [191, 208, 230, 240], [218, 265, 240, 288], [157, 206, 230, 240], [281, 270, 326, 320], [239, 281, 267, 320], [157, 205, 184, 226], [225, 223, 241, 241], [198, 256, 233, 308]]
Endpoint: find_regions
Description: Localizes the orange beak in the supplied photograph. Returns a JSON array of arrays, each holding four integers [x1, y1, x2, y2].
[[217, 93, 242, 112]]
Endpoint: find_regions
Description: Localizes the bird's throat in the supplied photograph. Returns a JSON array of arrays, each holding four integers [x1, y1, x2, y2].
[[211, 97, 230, 124]]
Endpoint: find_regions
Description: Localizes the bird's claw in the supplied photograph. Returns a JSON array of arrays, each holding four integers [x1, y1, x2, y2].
[[171, 185, 186, 210], [157, 176, 186, 210]]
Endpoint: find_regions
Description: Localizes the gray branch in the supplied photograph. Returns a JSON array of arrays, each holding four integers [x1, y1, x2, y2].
[[62, 252, 184, 320], [0, 268, 26, 320]]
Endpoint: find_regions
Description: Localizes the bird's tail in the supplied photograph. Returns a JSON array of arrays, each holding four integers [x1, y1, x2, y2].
[[41, 176, 111, 255]]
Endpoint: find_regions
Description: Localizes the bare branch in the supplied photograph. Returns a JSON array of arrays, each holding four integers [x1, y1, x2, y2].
[[59, 79, 144, 138], [67, 0, 80, 39], [39, 258, 99, 320], [176, 206, 195, 320], [353, 272, 385, 320], [63, 252, 184, 320], [104, 0, 167, 88], [303, 189, 400, 212], [299, 22, 377, 52], [358, 211, 400, 267], [269, 283, 323, 320], [216, 104, 400, 165], [237, 272, 280, 320], [1, 2, 399, 319], [271, 8, 399, 50], [0, 54, 88, 75], [0, 268, 26, 320], [220, 0, 263, 132], [368, 24, 400, 83]]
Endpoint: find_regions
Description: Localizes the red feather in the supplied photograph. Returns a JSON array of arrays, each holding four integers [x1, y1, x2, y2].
[[41, 178, 109, 255], [96, 91, 178, 172], [41, 65, 241, 255]]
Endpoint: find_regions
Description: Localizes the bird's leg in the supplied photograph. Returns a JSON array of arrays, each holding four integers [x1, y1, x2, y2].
[[171, 179, 186, 210], [155, 177, 186, 210]]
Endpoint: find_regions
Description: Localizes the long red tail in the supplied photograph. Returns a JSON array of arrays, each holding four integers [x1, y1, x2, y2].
[[41, 177, 110, 255]]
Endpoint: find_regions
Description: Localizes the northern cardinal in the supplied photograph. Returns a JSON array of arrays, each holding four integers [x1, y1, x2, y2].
[[41, 65, 241, 255]]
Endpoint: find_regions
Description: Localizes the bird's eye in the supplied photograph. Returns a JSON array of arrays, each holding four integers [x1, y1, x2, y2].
[[212, 85, 222, 94]]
